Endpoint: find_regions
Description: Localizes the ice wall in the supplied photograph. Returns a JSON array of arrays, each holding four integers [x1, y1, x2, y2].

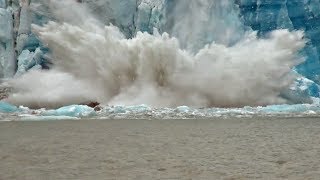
[[236, 0, 320, 84], [0, 0, 15, 78], [0, 0, 48, 78], [80, 0, 166, 37]]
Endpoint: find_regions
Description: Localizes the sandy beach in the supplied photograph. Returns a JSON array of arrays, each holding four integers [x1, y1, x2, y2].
[[1, 117, 320, 180]]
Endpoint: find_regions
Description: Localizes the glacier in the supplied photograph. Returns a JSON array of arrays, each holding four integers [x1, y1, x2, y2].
[[0, 5, 15, 78], [237, 0, 320, 84], [0, 0, 320, 116], [0, 1, 319, 85], [0, 1, 317, 71]]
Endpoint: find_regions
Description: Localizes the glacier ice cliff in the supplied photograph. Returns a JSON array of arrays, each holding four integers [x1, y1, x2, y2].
[[1, 0, 319, 76], [236, 0, 320, 85], [0, 2, 15, 78], [0, 0, 320, 107]]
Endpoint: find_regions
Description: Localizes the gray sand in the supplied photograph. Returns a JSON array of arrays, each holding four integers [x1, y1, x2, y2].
[[1, 118, 320, 180]]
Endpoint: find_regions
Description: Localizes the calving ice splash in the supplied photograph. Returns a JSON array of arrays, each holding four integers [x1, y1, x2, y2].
[[0, 0, 320, 119]]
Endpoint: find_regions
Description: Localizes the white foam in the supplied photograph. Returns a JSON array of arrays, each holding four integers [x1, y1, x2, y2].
[[5, 0, 306, 109]]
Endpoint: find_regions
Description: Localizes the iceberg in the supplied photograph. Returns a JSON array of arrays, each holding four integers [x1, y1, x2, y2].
[[0, 101, 18, 113], [41, 105, 96, 117], [176, 106, 191, 113]]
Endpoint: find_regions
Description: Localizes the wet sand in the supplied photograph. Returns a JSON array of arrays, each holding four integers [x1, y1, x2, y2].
[[1, 118, 320, 180]]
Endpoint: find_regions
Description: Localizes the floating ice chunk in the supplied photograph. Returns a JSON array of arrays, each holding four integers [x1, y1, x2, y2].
[[41, 105, 96, 117], [102, 104, 151, 115], [176, 106, 191, 113], [0, 101, 18, 113], [111, 106, 127, 114], [126, 104, 151, 113], [260, 104, 317, 113]]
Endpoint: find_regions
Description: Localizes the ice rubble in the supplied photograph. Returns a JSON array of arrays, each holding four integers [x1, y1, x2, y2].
[[42, 105, 96, 117], [0, 101, 320, 121]]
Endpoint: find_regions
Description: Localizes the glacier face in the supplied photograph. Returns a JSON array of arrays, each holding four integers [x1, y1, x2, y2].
[[0, 0, 320, 101], [237, 0, 320, 84], [0, 5, 15, 78]]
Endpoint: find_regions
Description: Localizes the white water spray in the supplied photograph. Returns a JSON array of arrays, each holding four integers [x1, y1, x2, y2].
[[5, 0, 306, 109]]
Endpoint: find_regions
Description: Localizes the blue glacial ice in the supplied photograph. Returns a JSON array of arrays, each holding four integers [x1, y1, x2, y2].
[[0, 7, 15, 78], [0, 2, 313, 64], [0, 0, 320, 116], [0, 102, 319, 121], [15, 48, 43, 76], [0, 1, 318, 93], [237, 0, 320, 84], [41, 105, 96, 117], [0, 101, 18, 113]]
